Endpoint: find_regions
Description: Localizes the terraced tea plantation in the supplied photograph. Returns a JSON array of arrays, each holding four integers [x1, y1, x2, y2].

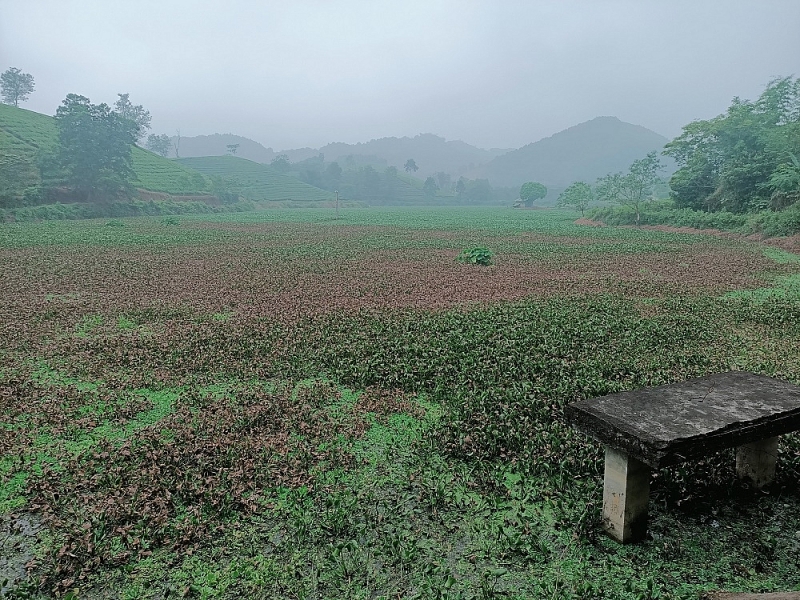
[[0, 103, 213, 197], [1, 208, 799, 599], [177, 156, 335, 203]]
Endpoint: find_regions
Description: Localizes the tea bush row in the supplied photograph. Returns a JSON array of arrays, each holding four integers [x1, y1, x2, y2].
[[1, 199, 256, 222]]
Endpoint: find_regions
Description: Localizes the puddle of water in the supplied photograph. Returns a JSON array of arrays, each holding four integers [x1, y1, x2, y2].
[[0, 514, 41, 595]]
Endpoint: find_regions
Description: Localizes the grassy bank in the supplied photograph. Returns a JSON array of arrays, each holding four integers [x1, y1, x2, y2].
[[589, 202, 800, 237]]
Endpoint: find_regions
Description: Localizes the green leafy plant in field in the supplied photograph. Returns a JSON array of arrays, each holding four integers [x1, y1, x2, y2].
[[74, 314, 103, 338], [116, 315, 137, 330], [763, 247, 800, 264], [457, 246, 494, 266]]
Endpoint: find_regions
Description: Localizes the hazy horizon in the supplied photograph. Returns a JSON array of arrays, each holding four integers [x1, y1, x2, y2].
[[2, 0, 798, 151]]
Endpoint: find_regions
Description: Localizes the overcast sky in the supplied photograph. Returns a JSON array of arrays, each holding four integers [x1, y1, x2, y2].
[[1, 1, 798, 151]]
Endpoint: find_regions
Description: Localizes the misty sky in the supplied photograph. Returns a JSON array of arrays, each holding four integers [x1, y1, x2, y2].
[[1, 1, 799, 151]]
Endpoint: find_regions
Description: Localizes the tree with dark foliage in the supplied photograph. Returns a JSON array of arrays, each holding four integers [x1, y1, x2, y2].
[[55, 94, 139, 202]]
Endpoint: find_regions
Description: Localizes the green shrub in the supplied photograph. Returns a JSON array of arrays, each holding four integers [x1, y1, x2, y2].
[[588, 204, 751, 232], [105, 219, 125, 227], [748, 203, 800, 237], [0, 199, 258, 223], [456, 247, 494, 266]]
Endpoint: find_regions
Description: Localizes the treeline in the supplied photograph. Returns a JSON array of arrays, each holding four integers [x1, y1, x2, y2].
[[665, 77, 799, 213], [280, 153, 517, 205], [554, 77, 800, 233]]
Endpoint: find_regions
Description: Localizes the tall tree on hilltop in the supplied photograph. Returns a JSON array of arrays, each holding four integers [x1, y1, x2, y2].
[[0, 67, 35, 107], [435, 171, 452, 193], [326, 161, 343, 186], [55, 94, 139, 202], [271, 154, 291, 172], [113, 93, 151, 142], [455, 177, 466, 197]]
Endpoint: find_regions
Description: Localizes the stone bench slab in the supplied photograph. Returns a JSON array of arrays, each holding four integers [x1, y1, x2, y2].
[[565, 371, 800, 543], [565, 371, 800, 468]]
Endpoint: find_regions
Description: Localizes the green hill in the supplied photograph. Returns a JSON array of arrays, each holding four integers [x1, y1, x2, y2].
[[475, 116, 674, 189], [177, 155, 335, 202], [0, 103, 213, 199]]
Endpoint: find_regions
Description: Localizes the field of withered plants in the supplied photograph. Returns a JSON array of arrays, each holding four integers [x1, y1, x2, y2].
[[2, 208, 800, 599]]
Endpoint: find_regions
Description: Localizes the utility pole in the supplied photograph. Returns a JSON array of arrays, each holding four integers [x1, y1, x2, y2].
[[335, 190, 339, 220]]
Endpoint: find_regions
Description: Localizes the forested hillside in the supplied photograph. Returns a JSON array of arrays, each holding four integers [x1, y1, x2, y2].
[[588, 77, 800, 235], [477, 116, 672, 188], [664, 76, 800, 213], [171, 132, 509, 181]]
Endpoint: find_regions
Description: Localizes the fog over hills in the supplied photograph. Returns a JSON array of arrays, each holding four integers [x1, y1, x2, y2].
[[472, 117, 672, 188], [168, 133, 318, 164], [167, 117, 671, 192], [320, 134, 510, 178], [167, 132, 509, 178]]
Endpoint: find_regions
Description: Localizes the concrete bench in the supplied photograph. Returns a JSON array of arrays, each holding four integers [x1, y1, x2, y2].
[[565, 371, 800, 543]]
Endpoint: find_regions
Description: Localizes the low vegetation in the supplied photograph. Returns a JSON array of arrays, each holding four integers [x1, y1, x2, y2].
[[1, 208, 799, 599], [589, 200, 800, 238], [456, 246, 494, 266]]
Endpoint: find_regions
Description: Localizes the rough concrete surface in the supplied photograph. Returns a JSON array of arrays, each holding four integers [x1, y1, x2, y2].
[[565, 372, 800, 467]]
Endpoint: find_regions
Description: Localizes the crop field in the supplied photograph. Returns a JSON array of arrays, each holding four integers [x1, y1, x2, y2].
[[177, 156, 335, 203], [1, 208, 800, 599]]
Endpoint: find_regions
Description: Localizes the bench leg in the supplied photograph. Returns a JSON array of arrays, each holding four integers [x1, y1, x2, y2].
[[602, 446, 650, 543], [736, 436, 778, 488]]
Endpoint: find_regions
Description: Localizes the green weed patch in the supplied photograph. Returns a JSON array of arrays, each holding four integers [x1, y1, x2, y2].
[[764, 247, 800, 264]]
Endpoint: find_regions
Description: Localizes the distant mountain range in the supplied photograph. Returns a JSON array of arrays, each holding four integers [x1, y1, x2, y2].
[[168, 117, 673, 191], [169, 133, 318, 164]]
